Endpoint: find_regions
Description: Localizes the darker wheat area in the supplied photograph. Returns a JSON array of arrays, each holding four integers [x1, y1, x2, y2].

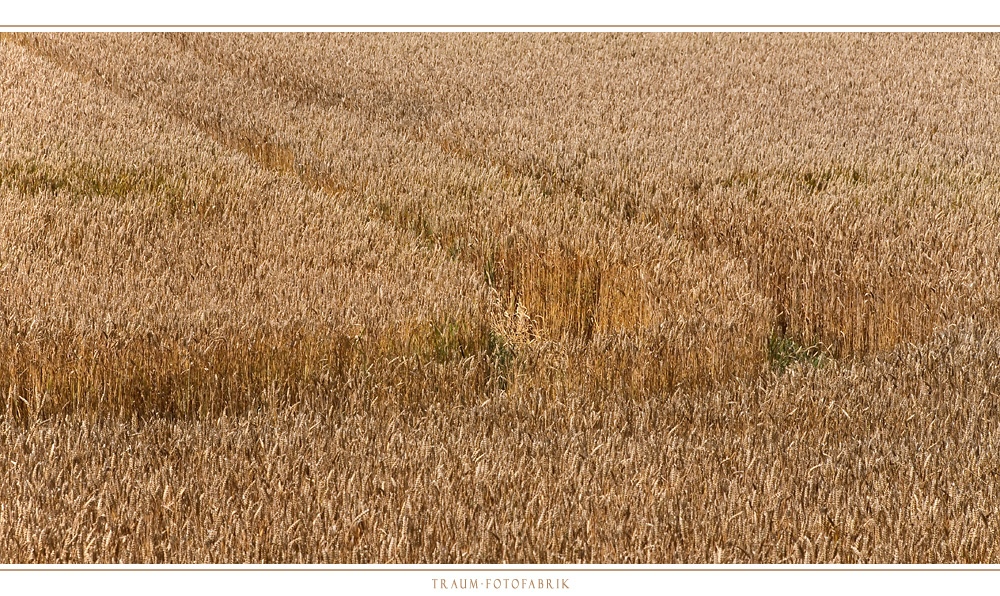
[[1, 33, 1000, 563]]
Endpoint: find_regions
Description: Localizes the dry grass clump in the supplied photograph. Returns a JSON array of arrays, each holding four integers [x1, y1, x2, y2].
[[1, 33, 999, 562]]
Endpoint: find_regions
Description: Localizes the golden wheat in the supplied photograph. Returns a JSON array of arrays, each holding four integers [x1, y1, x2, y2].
[[1, 33, 998, 562]]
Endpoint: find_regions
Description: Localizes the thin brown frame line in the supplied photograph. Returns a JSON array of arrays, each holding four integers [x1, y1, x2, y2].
[[2, 568, 998, 572], [3, 24, 1000, 27]]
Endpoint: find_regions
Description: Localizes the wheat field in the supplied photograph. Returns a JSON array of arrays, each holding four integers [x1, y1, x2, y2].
[[1, 33, 999, 563]]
